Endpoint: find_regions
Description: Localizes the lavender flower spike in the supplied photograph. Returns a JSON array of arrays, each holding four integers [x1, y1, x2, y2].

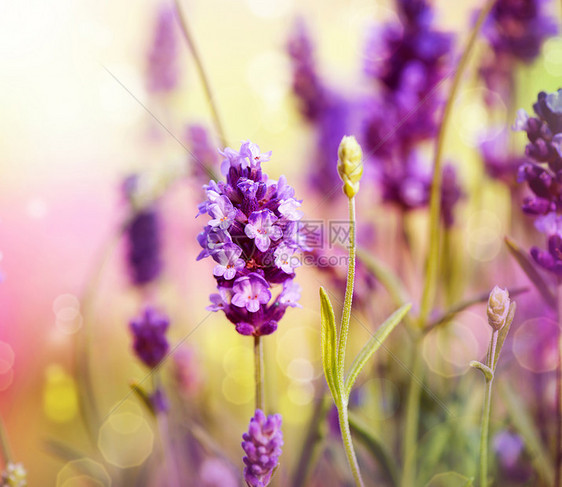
[[242, 409, 283, 487], [129, 306, 170, 368], [197, 141, 308, 336]]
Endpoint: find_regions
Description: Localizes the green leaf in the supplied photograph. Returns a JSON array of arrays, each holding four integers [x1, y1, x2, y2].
[[348, 411, 399, 487], [344, 303, 411, 398], [424, 472, 474, 487], [493, 301, 516, 370], [469, 361, 493, 382], [320, 287, 340, 403], [505, 237, 555, 308], [130, 381, 156, 416]]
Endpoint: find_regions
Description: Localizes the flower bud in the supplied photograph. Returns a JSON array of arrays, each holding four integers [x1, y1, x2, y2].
[[1, 463, 27, 487], [337, 135, 363, 198], [487, 286, 510, 331]]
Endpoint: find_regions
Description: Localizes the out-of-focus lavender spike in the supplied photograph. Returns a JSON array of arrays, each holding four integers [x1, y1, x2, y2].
[[123, 175, 163, 286], [146, 3, 179, 94], [241, 409, 283, 487], [129, 306, 170, 368], [286, 18, 327, 122], [479, 0, 557, 104], [186, 124, 219, 182]]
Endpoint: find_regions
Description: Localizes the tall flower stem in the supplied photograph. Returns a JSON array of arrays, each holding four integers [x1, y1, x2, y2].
[[420, 0, 496, 324], [337, 197, 356, 379], [337, 401, 364, 487], [402, 3, 496, 485], [173, 0, 228, 148], [479, 331, 498, 487], [556, 279, 562, 487], [254, 336, 264, 411], [0, 416, 12, 464], [336, 196, 364, 487], [291, 394, 330, 486], [401, 345, 423, 487]]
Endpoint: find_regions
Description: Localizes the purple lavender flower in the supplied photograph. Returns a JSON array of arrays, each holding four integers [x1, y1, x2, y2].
[[493, 431, 532, 482], [186, 125, 219, 181], [129, 306, 170, 368], [212, 243, 245, 280], [122, 175, 163, 286], [362, 0, 453, 151], [515, 89, 562, 274], [146, 3, 179, 94], [479, 0, 556, 104], [361, 0, 462, 221], [197, 141, 307, 336], [286, 18, 327, 122], [232, 274, 272, 313], [241, 409, 283, 487], [480, 131, 527, 182]]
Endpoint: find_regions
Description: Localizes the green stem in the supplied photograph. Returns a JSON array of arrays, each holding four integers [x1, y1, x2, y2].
[[0, 416, 12, 465], [401, 345, 423, 487], [173, 0, 228, 149], [334, 195, 363, 487], [479, 331, 498, 487], [291, 394, 330, 486], [338, 400, 364, 487], [419, 0, 497, 326], [337, 197, 356, 378], [254, 336, 264, 411]]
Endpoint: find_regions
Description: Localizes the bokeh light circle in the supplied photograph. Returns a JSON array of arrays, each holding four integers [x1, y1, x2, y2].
[[53, 294, 83, 334], [513, 317, 559, 373], [98, 401, 153, 468], [423, 313, 486, 378], [453, 88, 507, 146], [465, 210, 503, 262]]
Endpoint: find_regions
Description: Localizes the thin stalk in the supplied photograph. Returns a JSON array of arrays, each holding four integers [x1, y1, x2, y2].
[[334, 196, 363, 487], [338, 401, 364, 487], [401, 346, 423, 487], [291, 394, 330, 487], [0, 416, 12, 464], [254, 336, 264, 411], [337, 197, 356, 379], [173, 0, 228, 148], [554, 278, 562, 487], [479, 331, 498, 487], [419, 0, 497, 325]]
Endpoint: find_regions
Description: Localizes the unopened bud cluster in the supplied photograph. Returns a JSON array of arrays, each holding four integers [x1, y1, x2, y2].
[[487, 286, 511, 331], [337, 136, 363, 199]]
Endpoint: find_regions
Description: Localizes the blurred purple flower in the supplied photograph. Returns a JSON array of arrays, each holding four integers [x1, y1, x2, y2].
[[493, 431, 532, 482], [122, 175, 163, 286], [286, 18, 327, 122], [197, 141, 308, 336], [146, 3, 179, 94], [479, 0, 556, 104], [129, 306, 170, 368], [242, 409, 283, 487], [186, 125, 219, 181]]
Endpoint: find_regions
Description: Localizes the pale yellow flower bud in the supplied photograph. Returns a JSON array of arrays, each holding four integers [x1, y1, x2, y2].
[[487, 286, 510, 331], [337, 135, 363, 198], [1, 463, 27, 487]]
